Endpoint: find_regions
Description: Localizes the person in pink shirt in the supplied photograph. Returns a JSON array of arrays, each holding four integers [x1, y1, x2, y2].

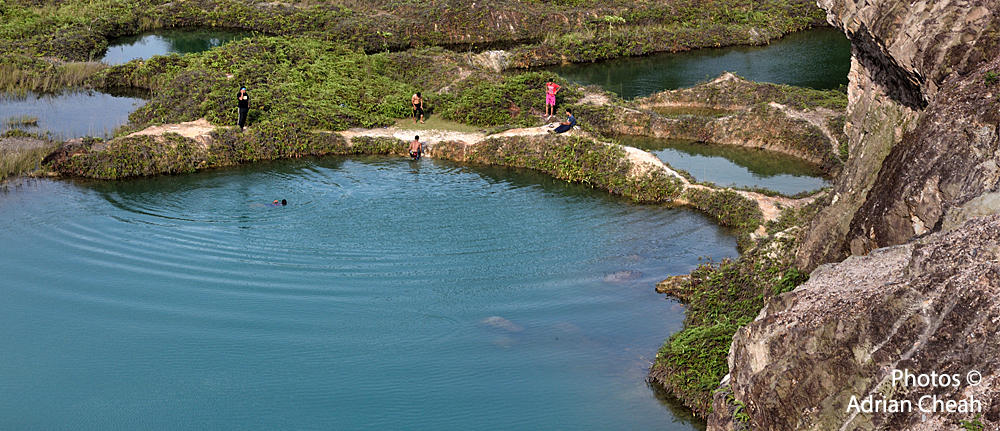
[[545, 81, 561, 119]]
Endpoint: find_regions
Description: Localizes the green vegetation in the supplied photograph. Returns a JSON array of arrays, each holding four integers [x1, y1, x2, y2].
[[649, 200, 819, 415], [960, 414, 984, 431], [457, 134, 686, 202], [682, 188, 762, 234], [985, 71, 999, 86], [0, 0, 825, 94], [438, 72, 583, 127], [505, 0, 825, 67], [100, 38, 416, 132], [732, 398, 751, 424], [650, 231, 808, 415], [55, 123, 356, 179], [87, 38, 580, 135], [0, 59, 106, 94], [4, 115, 38, 127], [0, 130, 59, 181]]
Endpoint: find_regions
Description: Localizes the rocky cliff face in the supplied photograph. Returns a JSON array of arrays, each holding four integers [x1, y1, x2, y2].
[[713, 214, 1000, 430], [796, 0, 1000, 270], [709, 0, 1000, 428]]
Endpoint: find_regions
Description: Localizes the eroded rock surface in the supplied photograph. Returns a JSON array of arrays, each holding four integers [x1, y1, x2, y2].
[[713, 214, 1000, 430], [628, 73, 846, 172], [797, 0, 1000, 270], [709, 0, 1000, 428]]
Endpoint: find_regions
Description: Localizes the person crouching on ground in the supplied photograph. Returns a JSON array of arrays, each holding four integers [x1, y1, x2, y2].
[[409, 136, 422, 160], [237, 86, 250, 131], [553, 109, 576, 133]]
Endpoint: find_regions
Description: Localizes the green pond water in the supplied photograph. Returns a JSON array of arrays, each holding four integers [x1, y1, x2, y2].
[[0, 157, 738, 430], [617, 136, 829, 195], [102, 28, 254, 65], [1, 89, 148, 140], [542, 27, 852, 99]]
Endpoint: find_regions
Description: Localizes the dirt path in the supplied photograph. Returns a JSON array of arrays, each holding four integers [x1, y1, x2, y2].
[[127, 118, 216, 147], [121, 117, 812, 222]]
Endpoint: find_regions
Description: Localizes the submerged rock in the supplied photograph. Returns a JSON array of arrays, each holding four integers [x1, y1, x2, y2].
[[604, 270, 643, 284], [479, 316, 523, 332]]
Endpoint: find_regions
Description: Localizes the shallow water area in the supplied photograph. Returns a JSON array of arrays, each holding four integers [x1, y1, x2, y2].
[[0, 89, 148, 140], [103, 28, 254, 65], [618, 136, 829, 195], [542, 27, 851, 99], [0, 157, 737, 430]]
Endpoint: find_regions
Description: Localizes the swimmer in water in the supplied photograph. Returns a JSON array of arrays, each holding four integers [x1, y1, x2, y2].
[[270, 199, 287, 206]]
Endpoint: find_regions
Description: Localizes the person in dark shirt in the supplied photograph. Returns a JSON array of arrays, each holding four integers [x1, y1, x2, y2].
[[237, 87, 250, 130], [553, 109, 576, 133]]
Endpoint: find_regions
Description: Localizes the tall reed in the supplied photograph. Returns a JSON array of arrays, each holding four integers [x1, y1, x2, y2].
[[0, 62, 107, 94], [0, 144, 58, 182]]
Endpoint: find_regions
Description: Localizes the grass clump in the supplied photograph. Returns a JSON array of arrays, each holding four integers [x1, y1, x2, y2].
[[0, 58, 107, 94], [0, 130, 59, 181], [681, 188, 762, 245], [4, 115, 39, 128], [348, 136, 408, 155]]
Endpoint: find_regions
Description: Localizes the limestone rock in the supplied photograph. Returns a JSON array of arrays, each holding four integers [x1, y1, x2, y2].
[[712, 214, 1000, 430], [797, 0, 1000, 270]]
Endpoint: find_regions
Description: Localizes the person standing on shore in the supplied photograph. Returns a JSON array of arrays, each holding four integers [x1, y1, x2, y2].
[[409, 136, 422, 160], [545, 81, 561, 119], [411, 92, 425, 124], [237, 87, 250, 131]]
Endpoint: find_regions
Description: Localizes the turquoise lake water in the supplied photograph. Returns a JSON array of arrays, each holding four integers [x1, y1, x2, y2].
[[541, 27, 852, 99], [617, 136, 829, 195], [0, 28, 845, 426], [0, 157, 738, 430]]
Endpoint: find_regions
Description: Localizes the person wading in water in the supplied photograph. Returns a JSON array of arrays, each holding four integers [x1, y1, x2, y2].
[[409, 136, 422, 160]]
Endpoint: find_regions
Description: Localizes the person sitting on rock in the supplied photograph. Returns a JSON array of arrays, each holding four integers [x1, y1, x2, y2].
[[552, 109, 576, 134]]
